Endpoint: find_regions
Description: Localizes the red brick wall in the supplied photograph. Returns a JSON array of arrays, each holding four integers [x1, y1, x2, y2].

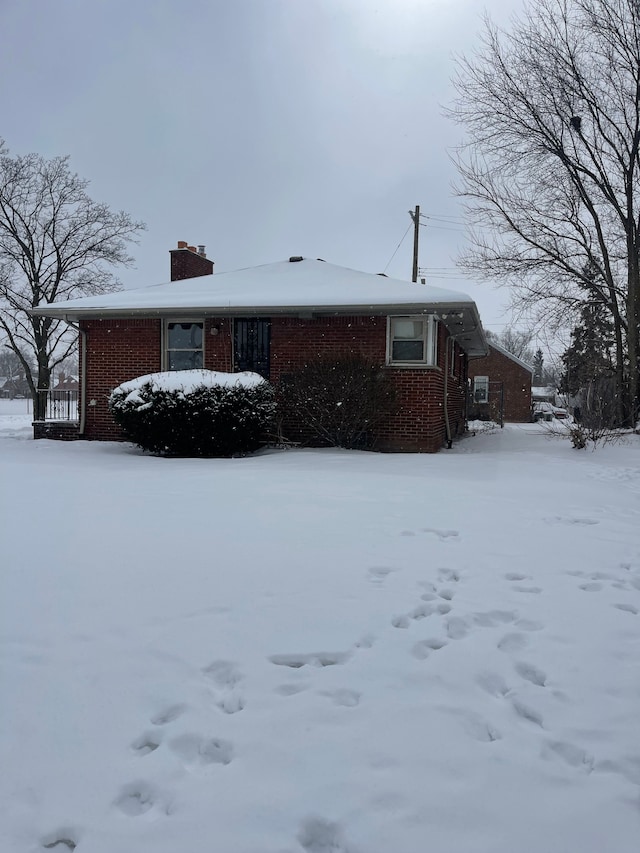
[[82, 318, 162, 439], [79, 315, 469, 452], [170, 247, 214, 281], [467, 344, 532, 422]]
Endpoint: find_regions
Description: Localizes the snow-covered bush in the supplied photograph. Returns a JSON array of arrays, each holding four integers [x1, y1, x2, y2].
[[109, 370, 276, 457], [278, 355, 396, 450]]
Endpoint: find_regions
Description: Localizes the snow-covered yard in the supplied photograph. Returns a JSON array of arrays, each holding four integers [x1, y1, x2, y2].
[[1, 406, 639, 853]]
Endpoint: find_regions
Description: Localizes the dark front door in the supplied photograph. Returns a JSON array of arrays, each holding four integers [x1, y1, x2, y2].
[[233, 318, 271, 378]]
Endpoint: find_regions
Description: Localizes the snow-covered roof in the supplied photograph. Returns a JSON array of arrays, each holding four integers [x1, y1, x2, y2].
[[32, 258, 489, 356], [488, 340, 534, 373]]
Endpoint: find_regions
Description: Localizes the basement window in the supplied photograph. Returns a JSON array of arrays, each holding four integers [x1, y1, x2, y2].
[[165, 321, 204, 370], [387, 316, 437, 366], [473, 376, 489, 403]]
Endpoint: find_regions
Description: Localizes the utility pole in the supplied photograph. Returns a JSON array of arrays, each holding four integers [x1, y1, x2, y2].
[[409, 205, 420, 282]]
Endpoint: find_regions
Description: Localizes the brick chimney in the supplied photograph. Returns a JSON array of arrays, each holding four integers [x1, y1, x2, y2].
[[170, 240, 214, 281]]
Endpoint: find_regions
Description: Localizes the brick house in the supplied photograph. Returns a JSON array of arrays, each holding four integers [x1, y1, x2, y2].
[[467, 340, 533, 423], [31, 243, 489, 452]]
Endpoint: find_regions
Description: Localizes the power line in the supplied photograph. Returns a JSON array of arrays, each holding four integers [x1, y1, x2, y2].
[[419, 213, 465, 223], [383, 222, 413, 274]]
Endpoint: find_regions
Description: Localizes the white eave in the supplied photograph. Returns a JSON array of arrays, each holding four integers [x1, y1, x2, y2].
[[31, 258, 489, 356]]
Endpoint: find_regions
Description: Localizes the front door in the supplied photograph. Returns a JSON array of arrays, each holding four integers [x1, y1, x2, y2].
[[233, 318, 271, 378]]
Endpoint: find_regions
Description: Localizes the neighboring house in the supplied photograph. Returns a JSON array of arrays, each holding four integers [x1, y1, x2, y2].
[[467, 341, 533, 423], [53, 371, 79, 391], [31, 242, 489, 452], [0, 373, 31, 399]]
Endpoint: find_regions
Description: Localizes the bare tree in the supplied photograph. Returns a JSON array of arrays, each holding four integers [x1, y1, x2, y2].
[[485, 327, 535, 363], [451, 0, 640, 426], [0, 141, 145, 419]]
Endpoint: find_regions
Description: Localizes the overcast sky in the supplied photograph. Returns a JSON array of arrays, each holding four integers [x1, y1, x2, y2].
[[0, 0, 527, 335]]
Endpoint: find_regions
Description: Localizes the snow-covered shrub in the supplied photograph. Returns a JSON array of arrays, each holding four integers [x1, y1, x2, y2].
[[566, 420, 629, 450], [109, 369, 276, 456], [568, 423, 588, 449], [278, 355, 396, 450]]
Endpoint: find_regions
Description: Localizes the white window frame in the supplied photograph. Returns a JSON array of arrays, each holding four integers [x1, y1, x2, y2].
[[163, 319, 205, 371], [473, 375, 489, 403], [386, 315, 437, 367]]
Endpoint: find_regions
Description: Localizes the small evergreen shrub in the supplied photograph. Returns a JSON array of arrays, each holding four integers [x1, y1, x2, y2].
[[278, 355, 396, 449], [109, 370, 276, 457]]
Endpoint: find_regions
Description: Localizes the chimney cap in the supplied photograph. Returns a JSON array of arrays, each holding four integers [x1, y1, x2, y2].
[[197, 245, 206, 257], [177, 240, 188, 249]]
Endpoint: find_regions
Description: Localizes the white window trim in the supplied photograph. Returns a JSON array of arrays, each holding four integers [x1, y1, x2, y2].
[[473, 375, 489, 404], [163, 319, 205, 371], [386, 315, 438, 367]]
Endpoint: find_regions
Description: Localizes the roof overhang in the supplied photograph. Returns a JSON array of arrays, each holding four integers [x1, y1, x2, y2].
[[32, 301, 488, 357]]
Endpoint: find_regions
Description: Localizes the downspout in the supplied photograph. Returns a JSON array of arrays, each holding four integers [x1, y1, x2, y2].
[[64, 320, 87, 435], [443, 332, 452, 449]]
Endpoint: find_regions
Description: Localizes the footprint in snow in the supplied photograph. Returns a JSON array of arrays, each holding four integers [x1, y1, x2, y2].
[[437, 588, 455, 601], [595, 756, 640, 785], [420, 592, 438, 602], [513, 585, 543, 594], [275, 683, 309, 696], [474, 610, 517, 628], [438, 567, 461, 583], [169, 733, 233, 768], [41, 829, 80, 851], [515, 618, 545, 631], [514, 661, 547, 687], [412, 638, 447, 660], [269, 651, 351, 668], [367, 566, 398, 584], [505, 572, 529, 582], [579, 582, 603, 592], [409, 603, 435, 620], [297, 816, 353, 853], [321, 688, 361, 707], [114, 781, 160, 816], [511, 698, 544, 728], [613, 603, 638, 615], [545, 515, 599, 526], [448, 708, 502, 743], [497, 632, 529, 653], [201, 660, 245, 714], [202, 659, 242, 687], [542, 740, 594, 772], [421, 527, 460, 540], [446, 616, 470, 640], [392, 601, 449, 628], [130, 731, 163, 756], [150, 703, 187, 726], [476, 671, 511, 698]]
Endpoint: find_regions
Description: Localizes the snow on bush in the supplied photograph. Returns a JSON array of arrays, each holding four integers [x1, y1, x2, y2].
[[109, 369, 276, 456]]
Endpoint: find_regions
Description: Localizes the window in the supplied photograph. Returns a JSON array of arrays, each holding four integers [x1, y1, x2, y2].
[[474, 376, 489, 403], [165, 321, 203, 370], [387, 316, 437, 366], [448, 337, 457, 377]]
